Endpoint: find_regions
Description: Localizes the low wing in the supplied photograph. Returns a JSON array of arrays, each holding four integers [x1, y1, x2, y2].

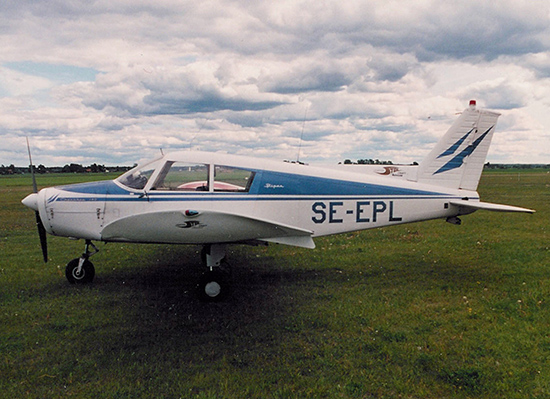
[[101, 210, 315, 248], [449, 200, 535, 214]]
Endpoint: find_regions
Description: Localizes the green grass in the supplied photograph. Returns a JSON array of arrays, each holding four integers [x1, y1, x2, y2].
[[1, 170, 549, 398]]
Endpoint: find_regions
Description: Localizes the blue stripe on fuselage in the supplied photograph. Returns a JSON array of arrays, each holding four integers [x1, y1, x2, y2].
[[116, 194, 468, 202], [252, 171, 441, 196], [57, 180, 130, 195], [54, 195, 472, 203]]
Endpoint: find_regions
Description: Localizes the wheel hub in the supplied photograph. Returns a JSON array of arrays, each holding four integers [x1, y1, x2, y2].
[[204, 281, 221, 297]]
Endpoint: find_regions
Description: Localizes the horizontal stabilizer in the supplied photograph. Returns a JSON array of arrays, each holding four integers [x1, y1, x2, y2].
[[449, 200, 535, 214]]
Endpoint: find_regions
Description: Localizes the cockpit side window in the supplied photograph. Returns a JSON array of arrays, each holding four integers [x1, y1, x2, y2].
[[117, 161, 160, 190], [214, 165, 255, 192], [151, 162, 210, 191]]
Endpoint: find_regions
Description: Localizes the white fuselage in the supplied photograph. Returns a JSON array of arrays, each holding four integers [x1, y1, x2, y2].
[[31, 151, 476, 248]]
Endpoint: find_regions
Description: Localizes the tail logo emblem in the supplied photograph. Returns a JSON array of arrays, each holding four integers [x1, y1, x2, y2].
[[375, 166, 404, 176]]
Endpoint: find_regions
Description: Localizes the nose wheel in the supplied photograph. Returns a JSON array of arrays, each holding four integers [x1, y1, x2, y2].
[[65, 240, 98, 284], [66, 258, 95, 284]]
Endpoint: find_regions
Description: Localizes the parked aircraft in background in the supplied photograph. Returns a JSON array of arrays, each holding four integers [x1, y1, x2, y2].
[[22, 101, 534, 300]]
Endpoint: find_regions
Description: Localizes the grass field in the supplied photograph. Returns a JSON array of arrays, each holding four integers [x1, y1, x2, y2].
[[1, 169, 549, 398]]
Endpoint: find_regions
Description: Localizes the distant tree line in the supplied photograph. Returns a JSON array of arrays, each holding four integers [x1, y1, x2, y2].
[[337, 160, 549, 169], [2, 161, 548, 176], [484, 162, 550, 169], [0, 163, 132, 175], [339, 159, 422, 165], [341, 159, 395, 165]]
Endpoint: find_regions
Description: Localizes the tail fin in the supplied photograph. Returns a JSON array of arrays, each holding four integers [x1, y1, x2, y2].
[[416, 100, 500, 191]]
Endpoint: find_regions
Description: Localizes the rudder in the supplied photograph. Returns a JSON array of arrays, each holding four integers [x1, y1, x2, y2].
[[416, 101, 500, 191]]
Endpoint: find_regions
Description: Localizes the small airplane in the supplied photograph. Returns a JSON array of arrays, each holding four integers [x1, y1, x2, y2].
[[22, 100, 535, 300]]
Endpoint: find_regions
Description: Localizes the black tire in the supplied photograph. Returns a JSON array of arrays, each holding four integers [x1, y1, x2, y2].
[[65, 258, 95, 284], [197, 269, 229, 301]]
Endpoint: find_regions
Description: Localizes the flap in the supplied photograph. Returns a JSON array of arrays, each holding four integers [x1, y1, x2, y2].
[[262, 236, 315, 249]]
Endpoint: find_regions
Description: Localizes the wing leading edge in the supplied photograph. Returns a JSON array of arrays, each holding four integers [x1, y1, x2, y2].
[[101, 210, 315, 248]]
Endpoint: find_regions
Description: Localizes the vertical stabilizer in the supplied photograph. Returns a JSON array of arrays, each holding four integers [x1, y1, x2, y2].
[[416, 101, 500, 191]]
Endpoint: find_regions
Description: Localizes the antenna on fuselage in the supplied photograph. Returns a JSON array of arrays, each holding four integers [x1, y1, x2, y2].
[[189, 118, 209, 151]]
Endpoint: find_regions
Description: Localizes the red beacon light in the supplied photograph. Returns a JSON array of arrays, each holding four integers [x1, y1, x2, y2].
[[469, 100, 476, 110]]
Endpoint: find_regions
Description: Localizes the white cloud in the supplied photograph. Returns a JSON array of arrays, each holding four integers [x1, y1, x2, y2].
[[0, 0, 549, 166], [0, 67, 53, 96]]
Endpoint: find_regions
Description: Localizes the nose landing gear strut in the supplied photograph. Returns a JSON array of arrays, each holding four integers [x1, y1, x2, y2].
[[65, 240, 98, 284]]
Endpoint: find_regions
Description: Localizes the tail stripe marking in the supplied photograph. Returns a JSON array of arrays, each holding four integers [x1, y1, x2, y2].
[[436, 128, 474, 159], [433, 125, 494, 175]]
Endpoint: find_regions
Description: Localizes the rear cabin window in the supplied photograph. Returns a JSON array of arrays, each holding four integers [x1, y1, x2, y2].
[[152, 162, 209, 191], [214, 166, 255, 192]]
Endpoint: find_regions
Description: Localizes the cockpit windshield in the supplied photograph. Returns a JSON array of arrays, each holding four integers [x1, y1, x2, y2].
[[116, 158, 163, 190]]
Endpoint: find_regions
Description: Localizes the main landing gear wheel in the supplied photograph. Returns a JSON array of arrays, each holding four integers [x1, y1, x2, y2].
[[197, 269, 230, 301], [66, 258, 95, 284], [197, 244, 231, 301]]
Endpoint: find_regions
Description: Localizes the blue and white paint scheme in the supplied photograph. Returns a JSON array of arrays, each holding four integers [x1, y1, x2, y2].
[[22, 100, 535, 300]]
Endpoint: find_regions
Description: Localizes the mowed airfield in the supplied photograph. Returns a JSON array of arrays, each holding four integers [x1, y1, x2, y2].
[[1, 169, 549, 398]]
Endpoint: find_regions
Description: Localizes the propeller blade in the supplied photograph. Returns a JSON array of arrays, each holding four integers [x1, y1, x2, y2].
[[26, 137, 38, 193], [36, 211, 48, 263], [26, 137, 48, 263]]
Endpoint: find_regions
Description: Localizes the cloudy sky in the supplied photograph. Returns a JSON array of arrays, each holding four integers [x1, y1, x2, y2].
[[1, 1, 549, 167]]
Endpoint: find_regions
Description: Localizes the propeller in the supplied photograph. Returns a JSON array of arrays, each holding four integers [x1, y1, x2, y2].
[[25, 137, 48, 263]]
